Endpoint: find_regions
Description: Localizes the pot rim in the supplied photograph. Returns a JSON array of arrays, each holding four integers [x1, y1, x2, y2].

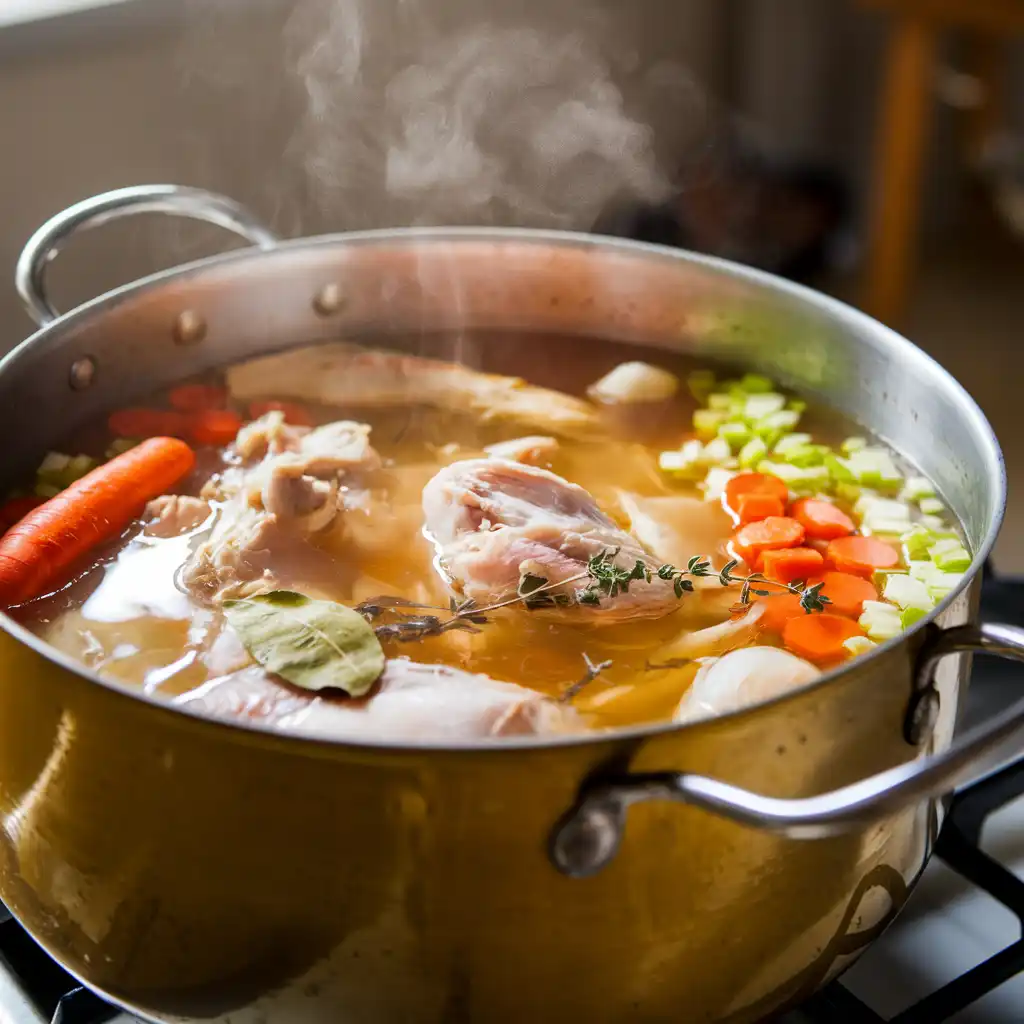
[[0, 227, 1007, 754]]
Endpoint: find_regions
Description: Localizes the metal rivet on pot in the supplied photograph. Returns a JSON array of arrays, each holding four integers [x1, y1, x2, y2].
[[173, 310, 207, 346], [904, 687, 941, 746], [68, 356, 96, 391], [549, 797, 625, 878], [313, 284, 344, 317]]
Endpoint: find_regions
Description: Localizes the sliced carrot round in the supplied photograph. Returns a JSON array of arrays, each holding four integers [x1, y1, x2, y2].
[[783, 613, 865, 665], [827, 535, 900, 577], [790, 497, 855, 540], [248, 400, 315, 427], [808, 571, 877, 618], [736, 492, 785, 524], [760, 546, 825, 584], [733, 516, 805, 567], [756, 593, 807, 634], [724, 472, 789, 520], [169, 384, 228, 412], [190, 410, 244, 447]]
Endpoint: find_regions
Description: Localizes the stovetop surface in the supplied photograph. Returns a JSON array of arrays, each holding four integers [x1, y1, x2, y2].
[[0, 569, 1020, 1024]]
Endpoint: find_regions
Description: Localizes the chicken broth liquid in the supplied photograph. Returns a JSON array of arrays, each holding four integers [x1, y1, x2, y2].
[[9, 333, 967, 738]]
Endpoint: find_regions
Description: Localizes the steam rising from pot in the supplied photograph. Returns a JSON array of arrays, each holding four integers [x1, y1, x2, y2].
[[181, 0, 705, 232]]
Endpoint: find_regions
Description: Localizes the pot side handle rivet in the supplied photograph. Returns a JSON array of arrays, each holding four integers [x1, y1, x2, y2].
[[905, 687, 941, 746], [173, 310, 207, 346], [549, 797, 625, 878], [68, 356, 96, 391], [313, 284, 345, 317]]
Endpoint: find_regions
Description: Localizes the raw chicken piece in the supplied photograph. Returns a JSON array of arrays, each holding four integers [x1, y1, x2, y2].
[[615, 492, 734, 591], [484, 436, 558, 466], [226, 343, 603, 439], [143, 495, 212, 538], [422, 459, 681, 623], [176, 658, 583, 740], [674, 646, 820, 724], [181, 414, 381, 603]]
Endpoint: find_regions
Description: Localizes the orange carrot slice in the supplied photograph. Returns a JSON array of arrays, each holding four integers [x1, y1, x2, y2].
[[0, 438, 195, 607], [808, 571, 877, 618], [724, 472, 789, 520], [790, 497, 855, 540], [737, 492, 785, 524], [783, 613, 865, 665], [827, 535, 900, 577], [190, 410, 244, 447], [760, 546, 825, 584], [733, 516, 805, 566], [757, 593, 807, 634], [169, 384, 229, 412]]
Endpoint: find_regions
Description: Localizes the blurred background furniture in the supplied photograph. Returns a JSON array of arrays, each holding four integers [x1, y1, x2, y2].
[[861, 0, 1024, 325]]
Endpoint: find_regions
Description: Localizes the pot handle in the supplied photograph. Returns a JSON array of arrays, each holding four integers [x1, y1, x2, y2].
[[550, 621, 1024, 878], [16, 184, 279, 327]]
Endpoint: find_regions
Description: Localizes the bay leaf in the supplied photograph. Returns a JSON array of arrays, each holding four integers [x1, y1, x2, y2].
[[223, 591, 385, 696]]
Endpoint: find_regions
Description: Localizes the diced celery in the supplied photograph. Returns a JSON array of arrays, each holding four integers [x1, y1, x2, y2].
[[760, 409, 801, 431], [105, 437, 140, 459], [927, 572, 964, 602], [687, 370, 717, 400], [901, 606, 930, 629], [901, 525, 937, 561], [659, 440, 705, 478], [703, 467, 736, 502], [841, 437, 868, 454], [66, 454, 98, 481], [843, 635, 878, 657], [693, 409, 727, 439], [774, 433, 813, 455], [703, 437, 732, 464], [845, 447, 903, 491], [739, 373, 774, 394], [717, 422, 752, 450], [907, 560, 940, 582], [824, 453, 856, 484], [919, 497, 944, 516], [36, 452, 71, 481], [859, 600, 903, 642], [779, 444, 829, 468], [756, 460, 829, 493], [921, 514, 946, 530], [707, 393, 733, 412], [930, 538, 971, 572], [860, 497, 912, 534], [743, 393, 787, 422], [882, 574, 934, 612], [33, 481, 61, 499], [787, 398, 808, 414], [738, 437, 767, 469], [901, 476, 935, 501], [833, 481, 862, 504]]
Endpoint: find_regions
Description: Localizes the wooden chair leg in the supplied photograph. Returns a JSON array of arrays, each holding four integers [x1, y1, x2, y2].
[[862, 15, 938, 326]]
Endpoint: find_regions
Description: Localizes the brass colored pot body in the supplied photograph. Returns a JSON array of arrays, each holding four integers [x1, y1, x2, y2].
[[0, 218, 1004, 1023]]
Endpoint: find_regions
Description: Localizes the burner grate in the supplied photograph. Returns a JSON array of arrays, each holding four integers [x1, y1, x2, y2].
[[798, 757, 1024, 1024]]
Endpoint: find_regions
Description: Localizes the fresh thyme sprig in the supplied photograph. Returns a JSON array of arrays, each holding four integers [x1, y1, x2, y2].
[[560, 653, 613, 703], [356, 549, 828, 642]]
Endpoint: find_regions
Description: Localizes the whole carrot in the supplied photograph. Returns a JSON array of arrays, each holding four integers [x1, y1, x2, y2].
[[0, 437, 195, 608]]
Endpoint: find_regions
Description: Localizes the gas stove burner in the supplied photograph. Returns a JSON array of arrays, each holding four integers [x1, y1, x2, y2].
[[0, 567, 1020, 1024], [796, 758, 1024, 1023]]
